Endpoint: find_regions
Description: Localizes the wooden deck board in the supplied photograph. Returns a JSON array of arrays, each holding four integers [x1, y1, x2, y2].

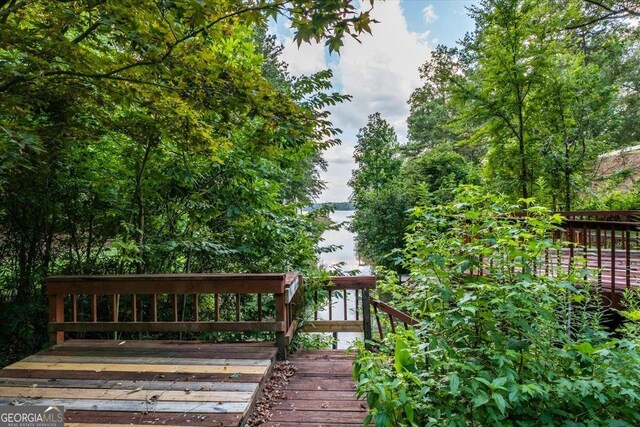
[[255, 350, 369, 426], [0, 340, 276, 426]]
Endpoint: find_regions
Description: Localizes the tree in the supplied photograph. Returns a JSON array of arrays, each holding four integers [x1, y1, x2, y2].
[[400, 146, 480, 206], [406, 49, 466, 157], [0, 1, 378, 363], [349, 113, 404, 268], [531, 51, 613, 209], [409, 0, 618, 207], [350, 113, 401, 194]]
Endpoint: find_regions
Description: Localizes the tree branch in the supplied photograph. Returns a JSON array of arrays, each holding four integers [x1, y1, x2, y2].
[[0, 0, 33, 23], [584, 0, 616, 13], [567, 0, 640, 29], [1, 1, 288, 92], [72, 19, 102, 44]]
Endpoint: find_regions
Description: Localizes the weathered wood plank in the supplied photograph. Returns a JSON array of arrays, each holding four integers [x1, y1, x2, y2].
[[5, 361, 267, 375], [46, 274, 288, 295], [286, 377, 357, 391], [65, 424, 184, 427], [288, 350, 354, 362], [274, 399, 367, 411], [49, 321, 284, 333], [0, 398, 247, 414], [0, 386, 253, 402], [40, 348, 274, 360], [63, 410, 242, 426], [281, 390, 362, 400], [300, 320, 364, 333], [24, 355, 271, 367], [54, 339, 275, 349], [0, 378, 258, 392], [269, 409, 368, 423], [262, 424, 362, 427], [0, 369, 264, 383]]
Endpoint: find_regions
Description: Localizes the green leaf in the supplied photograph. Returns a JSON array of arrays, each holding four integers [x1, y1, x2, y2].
[[449, 373, 460, 394], [492, 393, 507, 415], [472, 393, 489, 408], [394, 335, 416, 374]]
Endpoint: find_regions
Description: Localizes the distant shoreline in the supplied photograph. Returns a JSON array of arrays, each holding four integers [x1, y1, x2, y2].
[[303, 202, 354, 212]]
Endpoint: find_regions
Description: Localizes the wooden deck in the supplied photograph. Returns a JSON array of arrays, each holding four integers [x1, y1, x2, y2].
[[0, 340, 277, 426], [258, 350, 368, 427]]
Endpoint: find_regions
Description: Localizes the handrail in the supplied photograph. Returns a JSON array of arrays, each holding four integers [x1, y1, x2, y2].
[[370, 298, 418, 340], [46, 272, 300, 360], [300, 276, 376, 343]]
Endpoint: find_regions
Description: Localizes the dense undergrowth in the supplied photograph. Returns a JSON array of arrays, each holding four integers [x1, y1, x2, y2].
[[354, 188, 640, 426]]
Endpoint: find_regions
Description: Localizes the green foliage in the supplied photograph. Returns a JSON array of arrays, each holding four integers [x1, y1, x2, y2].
[[349, 113, 406, 269], [400, 146, 479, 206], [349, 112, 401, 194], [350, 183, 411, 270], [354, 187, 640, 426], [350, 116, 478, 270], [0, 1, 376, 363], [405, 0, 630, 209]]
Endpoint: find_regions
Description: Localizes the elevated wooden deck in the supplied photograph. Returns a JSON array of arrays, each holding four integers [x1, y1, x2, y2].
[[0, 340, 277, 426]]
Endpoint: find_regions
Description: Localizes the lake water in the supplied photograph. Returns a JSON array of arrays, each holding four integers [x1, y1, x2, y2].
[[316, 210, 369, 348]]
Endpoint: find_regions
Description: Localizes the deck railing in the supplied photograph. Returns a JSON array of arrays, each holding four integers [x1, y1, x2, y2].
[[44, 272, 441, 353], [47, 272, 301, 359], [549, 211, 640, 310], [370, 298, 419, 340], [300, 276, 376, 343]]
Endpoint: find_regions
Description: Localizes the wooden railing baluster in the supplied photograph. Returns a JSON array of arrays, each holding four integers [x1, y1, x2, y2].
[[194, 294, 199, 322], [388, 313, 396, 333], [152, 294, 158, 322], [597, 227, 602, 287], [314, 290, 318, 320], [343, 289, 348, 320], [626, 226, 631, 290], [132, 294, 137, 322], [72, 294, 77, 323], [373, 303, 383, 340], [173, 294, 178, 322], [112, 295, 118, 322], [611, 226, 616, 304]]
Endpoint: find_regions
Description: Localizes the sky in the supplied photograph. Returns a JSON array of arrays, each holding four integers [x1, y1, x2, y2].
[[272, 0, 476, 202]]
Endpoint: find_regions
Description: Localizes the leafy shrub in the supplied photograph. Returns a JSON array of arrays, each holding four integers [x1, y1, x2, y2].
[[354, 187, 640, 426]]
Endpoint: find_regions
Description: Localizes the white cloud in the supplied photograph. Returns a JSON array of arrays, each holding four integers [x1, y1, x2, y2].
[[279, 37, 327, 76], [275, 1, 433, 201], [423, 4, 438, 23]]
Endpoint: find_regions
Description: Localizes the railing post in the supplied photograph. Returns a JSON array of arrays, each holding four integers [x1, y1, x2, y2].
[[48, 293, 64, 345], [275, 292, 287, 360], [362, 288, 372, 349]]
